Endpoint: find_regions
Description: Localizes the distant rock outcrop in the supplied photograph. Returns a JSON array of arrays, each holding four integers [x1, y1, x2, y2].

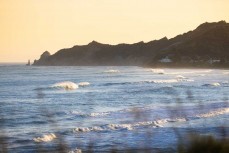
[[33, 21, 229, 68], [33, 51, 51, 65], [40, 51, 51, 59]]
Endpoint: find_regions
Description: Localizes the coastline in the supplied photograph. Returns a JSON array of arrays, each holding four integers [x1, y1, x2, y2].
[[30, 64, 229, 70]]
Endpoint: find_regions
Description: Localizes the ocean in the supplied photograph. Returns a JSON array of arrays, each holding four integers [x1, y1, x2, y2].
[[0, 64, 228, 152]]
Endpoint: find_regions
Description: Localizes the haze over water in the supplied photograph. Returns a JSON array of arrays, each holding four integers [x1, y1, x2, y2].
[[0, 64, 228, 152]]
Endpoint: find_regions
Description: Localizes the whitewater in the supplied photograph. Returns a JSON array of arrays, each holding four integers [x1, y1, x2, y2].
[[0, 65, 228, 152]]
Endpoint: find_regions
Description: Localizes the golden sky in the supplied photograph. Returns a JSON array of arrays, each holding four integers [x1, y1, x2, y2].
[[0, 0, 228, 62]]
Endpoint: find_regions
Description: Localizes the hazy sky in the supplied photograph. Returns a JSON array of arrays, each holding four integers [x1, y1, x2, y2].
[[0, 0, 228, 62]]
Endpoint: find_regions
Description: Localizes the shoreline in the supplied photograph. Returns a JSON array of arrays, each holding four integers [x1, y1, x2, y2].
[[1, 63, 229, 70], [32, 65, 229, 70]]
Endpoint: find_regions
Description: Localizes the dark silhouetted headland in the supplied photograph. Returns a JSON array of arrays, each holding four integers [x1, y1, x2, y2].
[[33, 21, 229, 68]]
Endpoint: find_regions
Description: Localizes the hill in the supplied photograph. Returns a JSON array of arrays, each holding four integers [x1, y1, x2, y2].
[[33, 21, 229, 68]]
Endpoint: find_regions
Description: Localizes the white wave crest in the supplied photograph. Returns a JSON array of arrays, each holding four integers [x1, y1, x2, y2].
[[165, 70, 213, 75], [147, 79, 178, 83], [149, 69, 165, 74], [69, 111, 84, 116], [153, 118, 187, 127], [196, 108, 229, 118], [73, 126, 104, 132], [72, 107, 229, 133], [212, 83, 221, 86], [198, 74, 206, 76], [104, 69, 120, 73], [52, 81, 78, 90], [176, 75, 186, 79], [78, 82, 90, 87], [203, 82, 221, 87], [70, 111, 110, 117], [145, 78, 194, 84], [175, 75, 194, 82], [133, 121, 159, 127], [107, 124, 134, 130], [89, 112, 110, 117], [73, 118, 187, 133], [33, 133, 57, 142]]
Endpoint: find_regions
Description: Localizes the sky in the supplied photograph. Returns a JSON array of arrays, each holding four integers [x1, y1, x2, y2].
[[0, 0, 229, 62]]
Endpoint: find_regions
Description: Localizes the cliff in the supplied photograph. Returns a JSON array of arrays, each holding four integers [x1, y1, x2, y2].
[[33, 21, 229, 67]]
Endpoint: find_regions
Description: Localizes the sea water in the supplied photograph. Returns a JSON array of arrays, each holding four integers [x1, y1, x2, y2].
[[0, 64, 228, 152]]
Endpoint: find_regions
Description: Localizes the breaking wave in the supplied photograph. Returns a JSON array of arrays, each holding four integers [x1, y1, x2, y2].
[[73, 118, 187, 133], [78, 82, 90, 87], [51, 81, 79, 90], [195, 108, 229, 118], [146, 79, 179, 83], [89, 112, 110, 117], [145, 78, 194, 84], [203, 82, 221, 87], [104, 69, 120, 73], [35, 81, 90, 91], [223, 72, 229, 75], [148, 69, 165, 74], [72, 107, 229, 133], [33, 133, 57, 142], [176, 75, 187, 79], [103, 78, 194, 86], [70, 111, 110, 117], [74, 126, 104, 132], [165, 70, 213, 75]]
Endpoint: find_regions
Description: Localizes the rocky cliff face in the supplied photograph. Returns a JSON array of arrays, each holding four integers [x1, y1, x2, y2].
[[33, 21, 229, 67], [33, 51, 51, 65]]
